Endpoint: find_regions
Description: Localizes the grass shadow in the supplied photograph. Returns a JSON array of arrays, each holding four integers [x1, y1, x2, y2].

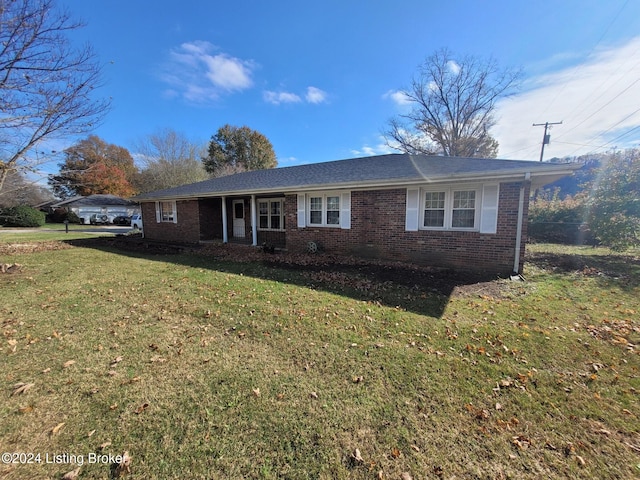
[[61, 237, 502, 318]]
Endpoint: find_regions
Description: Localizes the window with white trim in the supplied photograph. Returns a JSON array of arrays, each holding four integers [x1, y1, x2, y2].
[[308, 194, 340, 227], [156, 201, 177, 223], [452, 190, 476, 228], [258, 199, 284, 231], [421, 188, 478, 230]]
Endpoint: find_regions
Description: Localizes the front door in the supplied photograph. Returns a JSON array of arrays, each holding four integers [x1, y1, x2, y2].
[[232, 200, 245, 238]]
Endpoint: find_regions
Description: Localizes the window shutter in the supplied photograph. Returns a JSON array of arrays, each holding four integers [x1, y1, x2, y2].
[[340, 192, 351, 230], [480, 184, 499, 234], [172, 201, 178, 224], [297, 194, 306, 228], [405, 188, 420, 231], [155, 202, 161, 223]]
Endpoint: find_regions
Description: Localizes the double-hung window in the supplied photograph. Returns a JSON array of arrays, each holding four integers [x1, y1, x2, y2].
[[156, 201, 177, 223], [452, 190, 476, 228], [423, 191, 446, 227], [308, 194, 340, 227], [421, 188, 478, 230], [258, 199, 284, 230]]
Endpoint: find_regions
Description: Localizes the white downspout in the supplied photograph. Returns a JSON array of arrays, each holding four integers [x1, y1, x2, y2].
[[513, 172, 531, 274], [221, 197, 228, 243], [251, 195, 258, 246]]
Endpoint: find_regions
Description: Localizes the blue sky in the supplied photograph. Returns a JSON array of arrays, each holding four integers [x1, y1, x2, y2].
[[54, 0, 640, 170]]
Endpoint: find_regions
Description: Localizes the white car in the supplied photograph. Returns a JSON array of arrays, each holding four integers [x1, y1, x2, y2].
[[131, 214, 143, 230]]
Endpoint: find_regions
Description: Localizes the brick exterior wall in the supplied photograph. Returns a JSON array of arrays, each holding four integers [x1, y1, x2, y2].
[[141, 200, 201, 244], [141, 180, 530, 275], [285, 181, 530, 275]]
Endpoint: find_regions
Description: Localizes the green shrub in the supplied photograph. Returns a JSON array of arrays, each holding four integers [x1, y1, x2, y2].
[[0, 205, 46, 227], [584, 152, 640, 251], [47, 208, 81, 224], [528, 195, 593, 244]]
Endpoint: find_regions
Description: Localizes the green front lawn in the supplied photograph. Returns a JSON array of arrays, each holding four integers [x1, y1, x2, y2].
[[1, 234, 638, 479]]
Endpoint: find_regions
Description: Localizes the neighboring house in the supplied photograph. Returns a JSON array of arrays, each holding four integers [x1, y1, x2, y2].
[[51, 194, 140, 224], [133, 154, 579, 275]]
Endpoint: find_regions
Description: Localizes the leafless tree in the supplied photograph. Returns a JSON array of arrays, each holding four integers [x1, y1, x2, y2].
[[0, 171, 53, 207], [134, 128, 209, 193], [0, 0, 110, 198], [385, 48, 521, 158]]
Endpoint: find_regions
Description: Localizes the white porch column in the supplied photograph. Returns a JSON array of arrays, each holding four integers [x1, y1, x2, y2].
[[251, 195, 258, 246], [221, 196, 228, 243]]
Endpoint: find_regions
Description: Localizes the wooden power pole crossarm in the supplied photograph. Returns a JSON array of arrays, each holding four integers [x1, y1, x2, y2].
[[533, 121, 562, 162]]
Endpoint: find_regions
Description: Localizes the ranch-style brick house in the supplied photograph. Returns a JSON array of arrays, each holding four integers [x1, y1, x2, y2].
[[133, 154, 579, 275]]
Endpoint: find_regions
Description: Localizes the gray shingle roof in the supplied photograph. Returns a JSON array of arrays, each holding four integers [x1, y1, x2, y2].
[[134, 153, 579, 201]]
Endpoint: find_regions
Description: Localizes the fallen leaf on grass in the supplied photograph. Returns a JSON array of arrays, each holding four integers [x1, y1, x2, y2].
[[134, 403, 149, 414], [512, 435, 531, 450], [63, 360, 76, 368], [11, 382, 34, 396], [99, 441, 112, 450], [352, 448, 364, 463], [401, 473, 413, 480], [252, 388, 261, 397], [309, 391, 318, 399], [390, 447, 401, 458], [113, 451, 131, 477], [121, 376, 142, 385], [624, 442, 640, 453], [50, 422, 65, 435], [18, 405, 33, 414], [62, 467, 81, 480]]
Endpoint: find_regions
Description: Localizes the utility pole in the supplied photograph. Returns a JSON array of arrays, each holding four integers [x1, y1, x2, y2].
[[533, 121, 562, 162]]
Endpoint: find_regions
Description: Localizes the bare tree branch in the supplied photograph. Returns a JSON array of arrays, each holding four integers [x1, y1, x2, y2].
[[0, 0, 110, 196], [384, 48, 521, 158]]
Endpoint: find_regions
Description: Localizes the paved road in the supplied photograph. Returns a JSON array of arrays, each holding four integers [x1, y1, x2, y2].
[[0, 225, 133, 235]]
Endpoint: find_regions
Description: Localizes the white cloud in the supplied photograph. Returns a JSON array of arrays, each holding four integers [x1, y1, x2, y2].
[[161, 41, 255, 103], [263, 86, 328, 106], [446, 60, 461, 75], [263, 90, 302, 105], [351, 136, 397, 157], [383, 89, 412, 106], [493, 36, 640, 159], [305, 86, 327, 104]]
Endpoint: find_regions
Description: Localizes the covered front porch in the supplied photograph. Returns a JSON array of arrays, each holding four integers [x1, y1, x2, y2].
[[197, 195, 286, 249]]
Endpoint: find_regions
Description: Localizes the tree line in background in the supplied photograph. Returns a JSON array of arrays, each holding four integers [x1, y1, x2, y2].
[[529, 149, 640, 251], [0, 1, 637, 249], [44, 125, 277, 201]]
